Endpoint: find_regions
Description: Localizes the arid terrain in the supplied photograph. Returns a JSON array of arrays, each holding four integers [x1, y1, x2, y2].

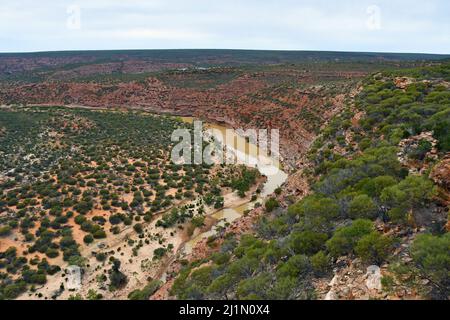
[[1, 50, 446, 169], [0, 50, 449, 300]]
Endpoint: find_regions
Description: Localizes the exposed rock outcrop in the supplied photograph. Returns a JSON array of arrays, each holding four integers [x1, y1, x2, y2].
[[397, 131, 439, 175], [394, 77, 414, 90], [430, 156, 450, 209]]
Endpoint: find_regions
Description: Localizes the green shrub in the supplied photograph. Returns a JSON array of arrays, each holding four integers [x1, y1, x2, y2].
[[87, 289, 103, 300], [288, 231, 328, 256], [277, 255, 311, 278], [265, 198, 279, 212], [96, 252, 107, 262], [410, 233, 450, 298], [2, 281, 27, 299], [109, 260, 127, 291], [348, 194, 378, 219], [326, 219, 374, 258], [74, 215, 87, 225], [45, 248, 59, 259], [133, 223, 143, 234], [83, 234, 94, 244], [311, 251, 331, 275], [0, 225, 12, 237], [191, 216, 205, 228], [128, 280, 162, 300], [93, 229, 107, 239], [153, 247, 167, 260], [355, 232, 394, 264]]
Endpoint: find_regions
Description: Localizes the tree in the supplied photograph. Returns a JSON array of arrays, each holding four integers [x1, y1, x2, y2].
[[96, 252, 107, 262], [2, 281, 27, 300], [74, 200, 93, 214], [288, 196, 339, 233], [410, 233, 450, 298], [381, 175, 435, 223], [109, 214, 122, 225], [387, 207, 408, 223], [355, 232, 394, 264], [191, 216, 205, 228], [87, 289, 103, 300], [287, 231, 328, 256], [153, 247, 167, 260], [93, 229, 106, 239], [236, 272, 272, 300], [214, 197, 224, 209], [45, 248, 59, 258], [358, 176, 397, 198], [289, 196, 339, 219], [133, 223, 143, 234], [381, 175, 434, 209], [74, 215, 87, 225], [187, 266, 215, 294], [83, 234, 94, 244], [348, 194, 378, 220], [109, 260, 127, 290], [326, 219, 374, 258], [267, 276, 303, 300], [430, 112, 449, 152], [265, 198, 279, 212], [0, 225, 12, 237], [22, 269, 47, 285], [311, 251, 331, 276], [276, 255, 311, 278], [204, 193, 214, 206], [67, 255, 87, 267], [207, 274, 234, 300]]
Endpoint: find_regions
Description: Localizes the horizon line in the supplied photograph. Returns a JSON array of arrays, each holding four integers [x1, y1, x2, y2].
[[0, 48, 449, 56]]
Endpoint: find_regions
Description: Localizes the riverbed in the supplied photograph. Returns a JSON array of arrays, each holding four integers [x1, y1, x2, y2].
[[181, 118, 288, 254]]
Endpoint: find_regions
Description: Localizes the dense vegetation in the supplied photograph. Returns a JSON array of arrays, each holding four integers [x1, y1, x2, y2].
[[170, 63, 450, 300], [2, 49, 447, 86], [2, 49, 448, 79], [0, 107, 259, 299]]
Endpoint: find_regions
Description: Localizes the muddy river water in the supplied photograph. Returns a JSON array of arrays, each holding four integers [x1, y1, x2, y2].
[[181, 118, 288, 254]]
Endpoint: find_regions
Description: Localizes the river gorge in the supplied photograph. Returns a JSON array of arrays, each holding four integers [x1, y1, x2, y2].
[[179, 117, 289, 255]]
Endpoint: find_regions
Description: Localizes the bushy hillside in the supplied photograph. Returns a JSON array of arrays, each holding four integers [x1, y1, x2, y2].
[[169, 63, 450, 300], [0, 107, 260, 300]]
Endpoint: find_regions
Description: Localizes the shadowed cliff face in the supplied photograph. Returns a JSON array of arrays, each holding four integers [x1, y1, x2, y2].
[[2, 50, 438, 168], [0, 54, 377, 169]]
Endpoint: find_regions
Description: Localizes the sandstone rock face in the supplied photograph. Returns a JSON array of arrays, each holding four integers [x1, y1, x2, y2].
[[430, 157, 450, 193], [394, 77, 414, 89], [430, 156, 450, 213], [0, 63, 366, 171], [320, 260, 385, 300]]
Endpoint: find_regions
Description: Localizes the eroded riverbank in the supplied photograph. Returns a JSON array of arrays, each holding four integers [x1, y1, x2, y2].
[[179, 117, 288, 255]]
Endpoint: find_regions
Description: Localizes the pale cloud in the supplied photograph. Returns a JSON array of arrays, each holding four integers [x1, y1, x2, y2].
[[0, 0, 448, 53], [87, 28, 212, 41]]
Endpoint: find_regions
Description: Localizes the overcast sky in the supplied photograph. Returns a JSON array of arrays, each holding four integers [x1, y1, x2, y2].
[[0, 0, 449, 53]]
